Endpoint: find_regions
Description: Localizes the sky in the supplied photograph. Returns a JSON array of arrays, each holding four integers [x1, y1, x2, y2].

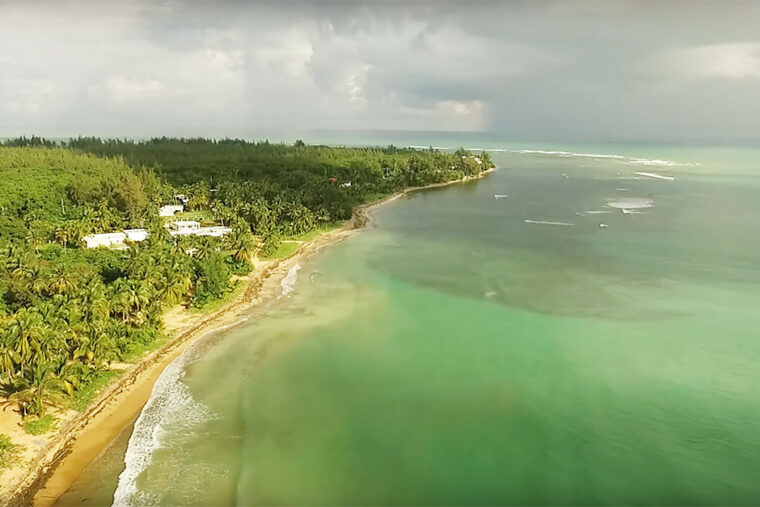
[[1, 0, 760, 142]]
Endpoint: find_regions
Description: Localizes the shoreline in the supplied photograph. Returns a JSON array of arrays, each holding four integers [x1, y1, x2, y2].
[[6, 167, 495, 506]]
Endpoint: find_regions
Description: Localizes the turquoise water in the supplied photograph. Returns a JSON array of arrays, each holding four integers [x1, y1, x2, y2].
[[58, 144, 760, 505]]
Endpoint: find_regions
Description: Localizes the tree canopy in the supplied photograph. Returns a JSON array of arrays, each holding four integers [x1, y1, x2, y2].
[[0, 137, 493, 417]]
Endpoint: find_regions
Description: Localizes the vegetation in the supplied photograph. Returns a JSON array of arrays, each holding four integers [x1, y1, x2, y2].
[[0, 433, 18, 469], [22, 414, 58, 435], [0, 136, 493, 419]]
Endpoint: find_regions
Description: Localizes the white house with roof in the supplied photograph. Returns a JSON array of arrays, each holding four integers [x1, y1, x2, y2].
[[82, 228, 148, 249], [82, 232, 127, 249], [159, 204, 184, 217], [124, 229, 149, 242], [195, 225, 232, 237], [166, 220, 231, 237]]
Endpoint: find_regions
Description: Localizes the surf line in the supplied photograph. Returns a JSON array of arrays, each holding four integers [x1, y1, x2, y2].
[[634, 171, 675, 181], [524, 219, 575, 226]]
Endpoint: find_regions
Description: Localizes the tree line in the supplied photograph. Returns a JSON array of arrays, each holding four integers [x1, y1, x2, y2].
[[0, 137, 493, 418]]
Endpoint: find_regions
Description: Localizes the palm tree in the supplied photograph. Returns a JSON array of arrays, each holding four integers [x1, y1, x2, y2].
[[53, 225, 70, 247], [228, 220, 255, 262], [47, 265, 79, 295], [94, 200, 119, 232], [6, 308, 45, 376], [1, 362, 69, 416], [110, 278, 154, 326]]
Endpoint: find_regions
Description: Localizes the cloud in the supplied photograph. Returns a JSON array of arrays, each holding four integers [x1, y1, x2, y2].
[[2, 79, 54, 114], [1, 1, 759, 141], [99, 76, 164, 102], [657, 43, 760, 80]]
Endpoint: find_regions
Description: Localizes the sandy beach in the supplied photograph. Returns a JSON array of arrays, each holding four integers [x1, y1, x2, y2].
[[1, 168, 494, 506]]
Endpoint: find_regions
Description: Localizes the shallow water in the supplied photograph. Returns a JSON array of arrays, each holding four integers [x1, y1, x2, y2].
[[58, 145, 760, 506]]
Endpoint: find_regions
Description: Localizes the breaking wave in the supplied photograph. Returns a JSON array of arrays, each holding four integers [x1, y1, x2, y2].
[[407, 145, 450, 151], [279, 263, 302, 298], [634, 171, 676, 181], [524, 219, 575, 226], [516, 149, 698, 168], [626, 158, 699, 167], [605, 197, 654, 210], [517, 149, 626, 160], [112, 346, 216, 506]]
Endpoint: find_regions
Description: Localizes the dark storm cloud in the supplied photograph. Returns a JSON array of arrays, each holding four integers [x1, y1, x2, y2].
[[1, 0, 759, 141]]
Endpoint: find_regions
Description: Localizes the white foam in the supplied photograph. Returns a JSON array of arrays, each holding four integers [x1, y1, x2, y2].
[[113, 345, 216, 506], [516, 149, 698, 168], [634, 171, 675, 181], [493, 194, 508, 199], [406, 145, 449, 151], [279, 263, 301, 298], [466, 147, 506, 152], [517, 149, 626, 160], [524, 219, 575, 226], [627, 158, 699, 167], [580, 210, 613, 214], [605, 197, 654, 210]]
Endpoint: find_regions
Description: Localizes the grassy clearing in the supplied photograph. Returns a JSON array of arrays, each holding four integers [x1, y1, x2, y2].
[[23, 414, 58, 435], [362, 192, 392, 204], [120, 333, 169, 363], [261, 222, 343, 260], [0, 434, 19, 469], [261, 241, 301, 260], [168, 210, 214, 222], [287, 222, 342, 242], [67, 369, 125, 412]]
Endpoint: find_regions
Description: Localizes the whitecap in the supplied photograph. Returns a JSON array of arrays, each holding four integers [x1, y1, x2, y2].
[[605, 197, 654, 210], [634, 171, 675, 181], [626, 158, 698, 167], [493, 194, 508, 199], [524, 219, 575, 226]]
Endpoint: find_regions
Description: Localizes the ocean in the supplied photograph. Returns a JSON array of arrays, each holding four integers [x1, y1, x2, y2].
[[57, 140, 760, 505]]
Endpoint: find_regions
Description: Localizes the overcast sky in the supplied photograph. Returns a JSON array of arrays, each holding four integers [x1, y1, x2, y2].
[[2, 1, 760, 142]]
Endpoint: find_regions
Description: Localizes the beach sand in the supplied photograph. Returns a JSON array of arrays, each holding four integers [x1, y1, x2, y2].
[[1, 168, 494, 506]]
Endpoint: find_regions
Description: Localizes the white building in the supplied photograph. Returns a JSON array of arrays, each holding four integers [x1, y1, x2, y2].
[[167, 220, 231, 237], [159, 204, 184, 217], [167, 221, 201, 235], [195, 225, 232, 237], [82, 229, 149, 249], [82, 232, 127, 249], [124, 229, 149, 242]]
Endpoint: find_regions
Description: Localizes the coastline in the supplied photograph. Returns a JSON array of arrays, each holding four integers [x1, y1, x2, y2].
[[5, 167, 495, 506]]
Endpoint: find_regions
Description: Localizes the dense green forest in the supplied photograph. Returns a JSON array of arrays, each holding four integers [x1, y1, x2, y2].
[[0, 137, 492, 419]]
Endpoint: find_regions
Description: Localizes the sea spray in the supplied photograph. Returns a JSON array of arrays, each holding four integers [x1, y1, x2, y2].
[[112, 345, 215, 506], [279, 263, 301, 298]]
